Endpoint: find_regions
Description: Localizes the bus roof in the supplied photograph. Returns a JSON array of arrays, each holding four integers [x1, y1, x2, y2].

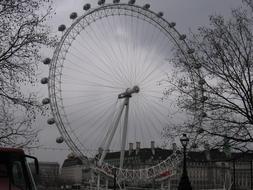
[[0, 147, 25, 155]]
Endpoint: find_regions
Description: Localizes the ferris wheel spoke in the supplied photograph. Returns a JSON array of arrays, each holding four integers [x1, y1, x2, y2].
[[138, 29, 171, 82], [62, 64, 123, 88], [66, 51, 124, 86], [112, 15, 131, 82], [75, 104, 117, 145], [76, 28, 115, 70], [65, 105, 115, 124], [100, 102, 123, 148], [90, 15, 132, 86], [97, 21, 126, 83], [79, 23, 127, 85], [84, 22, 112, 62], [64, 95, 114, 113], [139, 46, 170, 86], [68, 99, 116, 119], [117, 15, 132, 83], [128, 96, 148, 144], [61, 72, 123, 90], [105, 15, 133, 85], [136, 22, 160, 83], [98, 100, 126, 166], [122, 15, 132, 83], [72, 33, 110, 67], [89, 21, 126, 83], [141, 74, 167, 90], [138, 106, 160, 142], [69, 41, 121, 82], [130, 15, 137, 83], [140, 95, 164, 141], [133, 17, 145, 85], [139, 60, 168, 87], [131, 97, 154, 142], [66, 107, 117, 145], [141, 94, 170, 132]]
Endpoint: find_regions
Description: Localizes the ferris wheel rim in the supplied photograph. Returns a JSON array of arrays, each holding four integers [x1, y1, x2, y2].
[[47, 2, 202, 177]]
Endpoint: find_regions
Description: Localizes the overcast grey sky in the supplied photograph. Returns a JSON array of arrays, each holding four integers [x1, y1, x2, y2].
[[34, 0, 242, 165]]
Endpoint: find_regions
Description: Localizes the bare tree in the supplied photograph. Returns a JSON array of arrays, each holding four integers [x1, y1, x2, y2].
[[244, 0, 253, 10], [0, 0, 55, 147], [0, 99, 39, 148], [163, 2, 253, 152]]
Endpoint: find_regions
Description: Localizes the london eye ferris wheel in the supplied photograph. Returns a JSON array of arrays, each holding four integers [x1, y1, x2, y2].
[[41, 0, 203, 182]]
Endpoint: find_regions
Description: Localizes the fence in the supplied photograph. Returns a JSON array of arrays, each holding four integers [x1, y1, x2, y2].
[[167, 159, 253, 190]]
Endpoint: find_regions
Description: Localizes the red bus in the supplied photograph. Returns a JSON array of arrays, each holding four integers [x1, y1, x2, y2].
[[0, 148, 39, 190]]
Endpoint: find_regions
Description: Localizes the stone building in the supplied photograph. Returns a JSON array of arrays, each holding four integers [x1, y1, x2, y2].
[[59, 142, 253, 190], [60, 153, 83, 184], [30, 161, 60, 189], [60, 153, 91, 186], [101, 142, 253, 190]]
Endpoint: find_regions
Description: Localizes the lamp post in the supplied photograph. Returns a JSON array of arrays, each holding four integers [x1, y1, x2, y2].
[[112, 168, 117, 190], [178, 133, 192, 190]]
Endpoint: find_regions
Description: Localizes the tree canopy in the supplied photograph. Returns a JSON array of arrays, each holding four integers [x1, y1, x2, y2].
[[0, 0, 55, 148], [164, 2, 253, 152]]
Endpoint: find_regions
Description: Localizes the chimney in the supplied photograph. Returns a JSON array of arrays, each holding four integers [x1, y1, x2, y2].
[[172, 143, 177, 152], [151, 141, 155, 155], [223, 137, 231, 158], [129, 143, 133, 155], [98, 147, 103, 156], [136, 142, 140, 155], [204, 143, 210, 161]]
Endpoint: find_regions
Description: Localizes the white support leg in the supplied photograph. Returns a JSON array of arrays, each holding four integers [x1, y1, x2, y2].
[[161, 181, 164, 190], [105, 178, 108, 190], [98, 101, 125, 166], [168, 177, 171, 190], [97, 174, 100, 190], [98, 86, 139, 167], [120, 98, 129, 169]]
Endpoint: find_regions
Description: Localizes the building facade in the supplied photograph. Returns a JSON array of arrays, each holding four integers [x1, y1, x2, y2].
[[30, 161, 60, 189], [101, 142, 253, 190], [59, 142, 253, 190], [60, 153, 91, 186]]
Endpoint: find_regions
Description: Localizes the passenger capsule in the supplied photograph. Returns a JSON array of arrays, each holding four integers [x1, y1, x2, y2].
[[179, 34, 186, 40], [187, 48, 195, 54], [200, 96, 208, 103], [56, 136, 64, 143], [200, 112, 207, 118], [169, 22, 176, 27], [40, 77, 49, 84], [98, 0, 105, 5], [113, 0, 120, 3], [47, 118, 55, 125], [42, 98, 50, 105], [83, 3, 91, 10], [191, 143, 198, 149], [194, 63, 202, 69], [128, 0, 135, 4], [143, 4, 150, 10], [157, 12, 163, 18], [197, 128, 204, 134], [198, 79, 206, 85], [70, 12, 78, 20], [58, 24, 66, 32], [43, 58, 51, 65], [133, 85, 140, 93]]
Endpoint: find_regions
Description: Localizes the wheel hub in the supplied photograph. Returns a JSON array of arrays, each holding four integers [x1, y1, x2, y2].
[[118, 85, 140, 99]]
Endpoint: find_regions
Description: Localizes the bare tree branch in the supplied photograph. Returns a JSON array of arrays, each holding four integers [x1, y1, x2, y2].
[[0, 0, 56, 148], [163, 2, 253, 152]]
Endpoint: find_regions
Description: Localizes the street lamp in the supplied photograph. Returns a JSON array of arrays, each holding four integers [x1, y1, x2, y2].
[[178, 133, 192, 190], [112, 168, 117, 190]]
